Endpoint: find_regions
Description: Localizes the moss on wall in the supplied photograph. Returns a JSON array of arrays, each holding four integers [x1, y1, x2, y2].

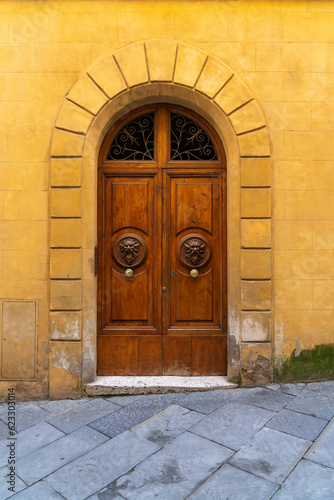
[[274, 344, 334, 382]]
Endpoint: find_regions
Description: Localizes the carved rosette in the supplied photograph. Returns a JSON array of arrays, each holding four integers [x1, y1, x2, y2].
[[177, 234, 211, 269], [113, 233, 148, 269]]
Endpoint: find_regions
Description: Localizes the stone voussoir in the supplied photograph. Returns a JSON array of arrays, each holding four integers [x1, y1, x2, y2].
[[145, 39, 177, 82], [174, 42, 208, 87], [114, 41, 148, 87], [196, 55, 233, 98], [67, 73, 109, 115], [56, 99, 93, 135]]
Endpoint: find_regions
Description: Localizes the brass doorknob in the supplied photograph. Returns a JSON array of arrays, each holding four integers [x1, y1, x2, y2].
[[190, 269, 199, 278], [125, 268, 134, 278]]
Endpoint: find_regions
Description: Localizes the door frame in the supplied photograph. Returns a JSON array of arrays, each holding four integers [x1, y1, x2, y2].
[[49, 40, 273, 398], [96, 103, 228, 375]]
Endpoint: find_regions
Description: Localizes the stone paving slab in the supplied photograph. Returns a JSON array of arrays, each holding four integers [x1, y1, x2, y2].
[[0, 468, 26, 499], [16, 402, 49, 408], [229, 427, 311, 484], [0, 420, 9, 440], [0, 421, 65, 468], [16, 426, 108, 485], [89, 396, 177, 438], [266, 383, 306, 396], [272, 459, 334, 500], [189, 401, 275, 451], [99, 431, 234, 500], [0, 406, 50, 433], [174, 389, 233, 414], [105, 395, 143, 406], [44, 431, 160, 500], [11, 480, 65, 499], [132, 404, 203, 446], [47, 399, 119, 434], [138, 393, 182, 407], [232, 387, 294, 412], [188, 463, 279, 500], [277, 383, 305, 396], [305, 381, 334, 398], [305, 418, 334, 468], [87, 493, 124, 500], [1, 384, 333, 499], [265, 384, 280, 391], [286, 389, 334, 420], [266, 408, 328, 441], [38, 399, 91, 415], [90, 391, 235, 439], [0, 403, 8, 416]]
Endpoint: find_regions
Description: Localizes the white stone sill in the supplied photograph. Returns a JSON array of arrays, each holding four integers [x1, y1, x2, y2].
[[85, 376, 238, 396]]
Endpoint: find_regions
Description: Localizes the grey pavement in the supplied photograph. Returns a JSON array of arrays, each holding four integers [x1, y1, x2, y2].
[[0, 381, 333, 499]]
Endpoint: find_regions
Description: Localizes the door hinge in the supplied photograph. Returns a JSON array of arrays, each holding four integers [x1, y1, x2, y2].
[[94, 246, 98, 276]]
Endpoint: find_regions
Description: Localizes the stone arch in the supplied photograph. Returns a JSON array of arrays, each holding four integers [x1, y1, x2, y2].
[[49, 40, 272, 398]]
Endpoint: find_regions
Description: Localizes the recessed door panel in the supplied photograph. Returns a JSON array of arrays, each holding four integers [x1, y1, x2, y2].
[[175, 182, 213, 234], [111, 268, 149, 321], [175, 269, 213, 322], [112, 182, 149, 235]]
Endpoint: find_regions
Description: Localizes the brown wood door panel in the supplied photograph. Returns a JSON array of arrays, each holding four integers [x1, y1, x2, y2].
[[97, 104, 227, 376], [97, 336, 162, 376], [111, 268, 149, 321], [175, 270, 214, 322], [98, 169, 161, 334], [97, 336, 139, 376], [163, 169, 226, 335], [138, 336, 162, 375], [163, 336, 227, 375], [111, 181, 150, 235]]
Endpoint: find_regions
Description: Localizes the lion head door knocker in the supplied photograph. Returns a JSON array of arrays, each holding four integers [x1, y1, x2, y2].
[[177, 234, 212, 271], [113, 234, 148, 272]]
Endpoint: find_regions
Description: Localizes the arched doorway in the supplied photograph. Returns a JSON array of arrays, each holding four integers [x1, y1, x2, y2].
[[97, 103, 227, 376], [49, 39, 273, 398]]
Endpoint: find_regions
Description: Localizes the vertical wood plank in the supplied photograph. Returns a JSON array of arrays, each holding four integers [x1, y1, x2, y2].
[[139, 336, 162, 375], [97, 336, 138, 375], [163, 336, 192, 375], [192, 336, 227, 375]]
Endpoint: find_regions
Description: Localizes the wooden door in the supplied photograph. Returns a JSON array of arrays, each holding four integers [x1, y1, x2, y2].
[[97, 104, 227, 376]]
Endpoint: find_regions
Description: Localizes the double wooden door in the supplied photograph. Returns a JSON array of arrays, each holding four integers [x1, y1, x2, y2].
[[97, 104, 227, 376]]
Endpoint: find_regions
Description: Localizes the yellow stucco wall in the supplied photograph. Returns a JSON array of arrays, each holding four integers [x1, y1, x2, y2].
[[0, 0, 333, 398]]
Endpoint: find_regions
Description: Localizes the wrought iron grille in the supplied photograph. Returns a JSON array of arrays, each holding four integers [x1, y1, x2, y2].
[[170, 113, 217, 161], [107, 113, 154, 161]]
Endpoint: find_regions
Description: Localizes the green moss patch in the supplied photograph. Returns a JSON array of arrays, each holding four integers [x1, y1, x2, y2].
[[274, 344, 334, 382], [229, 375, 241, 385]]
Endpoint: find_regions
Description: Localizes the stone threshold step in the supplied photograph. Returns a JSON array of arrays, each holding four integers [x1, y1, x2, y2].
[[85, 376, 238, 396]]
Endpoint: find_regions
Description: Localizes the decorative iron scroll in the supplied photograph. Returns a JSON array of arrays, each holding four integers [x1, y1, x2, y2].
[[107, 113, 154, 161], [113, 234, 148, 268], [177, 234, 212, 269], [170, 113, 217, 161]]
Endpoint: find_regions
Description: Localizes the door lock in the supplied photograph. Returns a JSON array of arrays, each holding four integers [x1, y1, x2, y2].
[[162, 286, 167, 292]]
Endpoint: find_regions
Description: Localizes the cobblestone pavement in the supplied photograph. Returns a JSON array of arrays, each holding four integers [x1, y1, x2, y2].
[[1, 381, 334, 499]]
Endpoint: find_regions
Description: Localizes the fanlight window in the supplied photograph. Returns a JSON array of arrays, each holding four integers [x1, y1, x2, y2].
[[107, 113, 154, 161], [106, 110, 218, 161], [170, 113, 217, 161]]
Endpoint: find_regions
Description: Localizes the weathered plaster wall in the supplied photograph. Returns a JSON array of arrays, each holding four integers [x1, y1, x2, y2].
[[0, 0, 333, 399]]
